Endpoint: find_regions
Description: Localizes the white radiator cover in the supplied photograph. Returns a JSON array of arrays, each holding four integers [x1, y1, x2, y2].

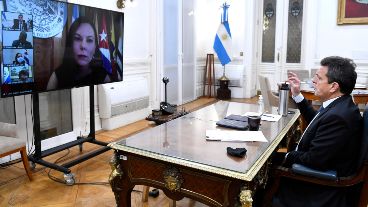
[[98, 77, 150, 130], [214, 65, 245, 98]]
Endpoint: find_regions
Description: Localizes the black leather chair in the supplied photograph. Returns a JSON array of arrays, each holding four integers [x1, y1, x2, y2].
[[263, 106, 368, 207]]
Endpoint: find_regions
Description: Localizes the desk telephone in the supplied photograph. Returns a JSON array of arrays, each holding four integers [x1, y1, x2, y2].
[[160, 77, 176, 115]]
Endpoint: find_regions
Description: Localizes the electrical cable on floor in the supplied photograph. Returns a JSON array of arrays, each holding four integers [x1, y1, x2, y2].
[[44, 148, 141, 187], [46, 149, 71, 184]]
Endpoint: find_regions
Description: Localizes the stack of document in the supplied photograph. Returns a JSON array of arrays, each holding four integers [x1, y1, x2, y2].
[[205, 130, 268, 142]]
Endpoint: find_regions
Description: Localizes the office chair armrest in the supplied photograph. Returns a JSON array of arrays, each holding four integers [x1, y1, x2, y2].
[[291, 163, 337, 180], [262, 164, 359, 207], [271, 164, 366, 187]]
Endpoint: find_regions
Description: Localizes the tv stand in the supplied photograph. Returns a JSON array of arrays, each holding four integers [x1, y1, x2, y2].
[[28, 86, 110, 185]]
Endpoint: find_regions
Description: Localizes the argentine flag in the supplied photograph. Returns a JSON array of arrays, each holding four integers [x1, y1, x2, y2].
[[213, 3, 232, 66], [3, 67, 11, 84], [72, 5, 79, 23]]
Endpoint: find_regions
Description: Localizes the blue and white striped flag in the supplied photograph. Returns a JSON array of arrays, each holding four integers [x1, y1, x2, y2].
[[1, 11, 7, 28], [3, 67, 11, 84], [72, 5, 79, 23], [213, 3, 232, 66]]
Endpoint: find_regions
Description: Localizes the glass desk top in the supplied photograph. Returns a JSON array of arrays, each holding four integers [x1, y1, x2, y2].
[[109, 101, 300, 181]]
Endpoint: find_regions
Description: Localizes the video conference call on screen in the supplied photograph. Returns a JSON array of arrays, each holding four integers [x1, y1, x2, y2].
[[0, 0, 124, 97]]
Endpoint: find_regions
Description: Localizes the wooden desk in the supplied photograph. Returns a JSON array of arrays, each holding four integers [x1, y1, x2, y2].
[[301, 85, 368, 104], [108, 101, 300, 207]]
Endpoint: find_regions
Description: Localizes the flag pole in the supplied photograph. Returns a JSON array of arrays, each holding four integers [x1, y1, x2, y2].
[[220, 65, 229, 81]]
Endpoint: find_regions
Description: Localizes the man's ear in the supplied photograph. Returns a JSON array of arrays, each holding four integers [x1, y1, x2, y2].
[[330, 82, 340, 93]]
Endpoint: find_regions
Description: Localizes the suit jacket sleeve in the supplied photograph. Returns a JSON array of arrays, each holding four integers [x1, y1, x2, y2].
[[296, 98, 317, 124]]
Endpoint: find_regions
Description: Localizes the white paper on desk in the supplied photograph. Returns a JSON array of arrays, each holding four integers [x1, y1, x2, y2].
[[243, 112, 262, 117], [261, 114, 282, 122], [205, 130, 268, 142], [242, 112, 282, 122]]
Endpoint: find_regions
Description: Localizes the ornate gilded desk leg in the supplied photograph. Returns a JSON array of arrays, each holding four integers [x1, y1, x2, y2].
[[239, 187, 253, 207], [109, 151, 124, 206]]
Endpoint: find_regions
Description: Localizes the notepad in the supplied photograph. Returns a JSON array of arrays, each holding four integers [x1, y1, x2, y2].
[[216, 114, 249, 130], [205, 130, 268, 142]]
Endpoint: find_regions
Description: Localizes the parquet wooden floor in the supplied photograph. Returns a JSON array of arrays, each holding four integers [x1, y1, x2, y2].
[[0, 97, 258, 207]]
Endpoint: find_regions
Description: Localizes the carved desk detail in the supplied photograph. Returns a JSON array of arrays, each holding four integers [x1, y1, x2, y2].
[[109, 151, 124, 205], [164, 166, 184, 192]]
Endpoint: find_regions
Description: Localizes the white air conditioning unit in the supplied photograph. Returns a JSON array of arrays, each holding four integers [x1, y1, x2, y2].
[[214, 65, 245, 98], [98, 77, 150, 130]]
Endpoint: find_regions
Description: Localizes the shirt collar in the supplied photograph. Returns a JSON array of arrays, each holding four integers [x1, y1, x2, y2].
[[322, 96, 341, 108]]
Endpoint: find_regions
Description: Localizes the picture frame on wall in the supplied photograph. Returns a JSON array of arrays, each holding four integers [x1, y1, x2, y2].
[[337, 0, 368, 25]]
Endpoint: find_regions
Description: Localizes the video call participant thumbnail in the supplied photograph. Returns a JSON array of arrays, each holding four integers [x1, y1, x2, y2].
[[12, 14, 27, 31], [12, 31, 32, 48]]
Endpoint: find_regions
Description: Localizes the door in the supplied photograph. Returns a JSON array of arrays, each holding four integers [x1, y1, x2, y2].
[[257, 0, 305, 90], [163, 0, 179, 105], [181, 0, 195, 104], [162, 0, 195, 105]]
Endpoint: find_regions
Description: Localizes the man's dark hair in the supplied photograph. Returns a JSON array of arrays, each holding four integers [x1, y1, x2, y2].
[[19, 31, 27, 40], [321, 56, 357, 95]]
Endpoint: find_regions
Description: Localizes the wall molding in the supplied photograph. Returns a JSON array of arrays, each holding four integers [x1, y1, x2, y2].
[[123, 58, 151, 76]]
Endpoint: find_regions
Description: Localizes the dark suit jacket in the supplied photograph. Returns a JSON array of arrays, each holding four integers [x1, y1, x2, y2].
[[12, 40, 32, 49], [274, 95, 363, 207], [12, 19, 27, 30]]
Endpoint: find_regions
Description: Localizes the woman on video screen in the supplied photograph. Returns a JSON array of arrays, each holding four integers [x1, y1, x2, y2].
[[47, 17, 111, 90], [13, 51, 29, 66]]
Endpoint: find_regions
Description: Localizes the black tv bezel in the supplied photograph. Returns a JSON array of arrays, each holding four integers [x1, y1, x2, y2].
[[0, 0, 124, 98]]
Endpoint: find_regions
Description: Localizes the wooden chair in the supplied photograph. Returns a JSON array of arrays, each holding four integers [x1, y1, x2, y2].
[[258, 75, 297, 112], [262, 106, 368, 207], [0, 122, 32, 181]]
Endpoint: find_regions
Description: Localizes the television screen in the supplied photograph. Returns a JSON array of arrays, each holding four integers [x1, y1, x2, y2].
[[0, 0, 124, 97]]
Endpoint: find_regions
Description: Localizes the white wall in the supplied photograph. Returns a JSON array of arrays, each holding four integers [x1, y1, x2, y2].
[[195, 0, 368, 98], [314, 0, 368, 60], [195, 1, 248, 98], [68, 0, 153, 132], [69, 0, 151, 60], [68, 0, 368, 129], [195, 0, 245, 59], [304, 0, 368, 85]]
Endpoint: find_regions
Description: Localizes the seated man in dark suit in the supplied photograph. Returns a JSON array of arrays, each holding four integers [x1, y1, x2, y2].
[[12, 14, 27, 31], [12, 31, 32, 48], [273, 56, 363, 207]]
